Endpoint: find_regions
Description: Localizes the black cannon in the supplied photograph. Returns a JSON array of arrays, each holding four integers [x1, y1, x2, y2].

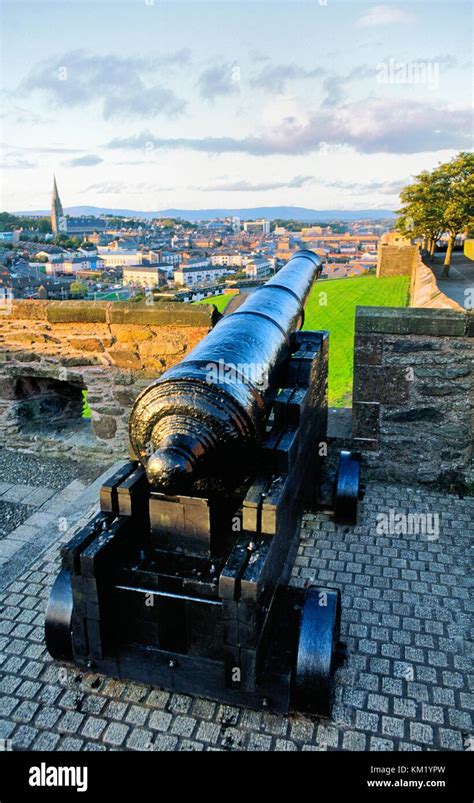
[[45, 250, 361, 716]]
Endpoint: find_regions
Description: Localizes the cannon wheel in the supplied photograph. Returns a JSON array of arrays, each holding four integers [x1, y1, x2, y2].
[[45, 569, 73, 661], [293, 586, 341, 717], [334, 450, 361, 525]]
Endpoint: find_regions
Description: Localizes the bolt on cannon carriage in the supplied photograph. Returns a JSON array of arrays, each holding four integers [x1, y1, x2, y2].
[[45, 250, 361, 716]]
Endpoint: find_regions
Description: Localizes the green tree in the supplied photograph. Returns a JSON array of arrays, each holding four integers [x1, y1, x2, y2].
[[435, 152, 474, 275], [396, 152, 474, 276], [396, 170, 445, 260], [70, 281, 88, 298]]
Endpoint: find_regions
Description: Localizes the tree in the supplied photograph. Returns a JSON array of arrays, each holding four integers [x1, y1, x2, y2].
[[396, 169, 445, 260], [396, 152, 474, 275], [435, 152, 474, 275], [69, 281, 88, 298]]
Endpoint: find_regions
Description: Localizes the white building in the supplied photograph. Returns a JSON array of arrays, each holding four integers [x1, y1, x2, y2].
[[210, 253, 245, 267], [97, 249, 144, 268], [174, 261, 231, 287], [243, 219, 270, 236], [243, 257, 274, 279], [122, 265, 165, 288]]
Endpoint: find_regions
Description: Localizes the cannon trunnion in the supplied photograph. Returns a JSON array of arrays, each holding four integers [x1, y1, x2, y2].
[[45, 251, 360, 717]]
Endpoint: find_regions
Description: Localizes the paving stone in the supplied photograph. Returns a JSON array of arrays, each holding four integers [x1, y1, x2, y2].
[[170, 715, 196, 738], [381, 716, 405, 738], [370, 737, 394, 751], [81, 717, 107, 739], [409, 722, 434, 745], [355, 711, 379, 731], [247, 732, 272, 750], [0, 479, 471, 752], [393, 698, 417, 718], [438, 729, 464, 751], [367, 694, 389, 713], [148, 710, 173, 732], [32, 731, 61, 750], [102, 722, 130, 746], [342, 731, 367, 750], [126, 728, 154, 751]]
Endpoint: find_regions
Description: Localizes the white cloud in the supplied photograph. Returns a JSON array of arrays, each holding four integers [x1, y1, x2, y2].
[[357, 5, 415, 28]]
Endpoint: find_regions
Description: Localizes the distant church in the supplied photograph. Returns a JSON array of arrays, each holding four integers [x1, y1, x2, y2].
[[50, 176, 107, 237]]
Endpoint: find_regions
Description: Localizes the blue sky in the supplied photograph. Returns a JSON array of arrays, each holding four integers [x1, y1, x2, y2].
[[1, 0, 472, 212]]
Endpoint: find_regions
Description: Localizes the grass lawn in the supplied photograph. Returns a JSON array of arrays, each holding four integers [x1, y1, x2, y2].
[[303, 275, 409, 406], [196, 276, 409, 406], [195, 290, 238, 313]]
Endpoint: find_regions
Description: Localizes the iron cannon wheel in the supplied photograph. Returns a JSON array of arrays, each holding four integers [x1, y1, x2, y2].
[[293, 586, 341, 717], [334, 450, 361, 525], [45, 568, 74, 661]]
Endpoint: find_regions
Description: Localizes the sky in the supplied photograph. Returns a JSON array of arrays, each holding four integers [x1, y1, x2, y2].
[[1, 0, 472, 213]]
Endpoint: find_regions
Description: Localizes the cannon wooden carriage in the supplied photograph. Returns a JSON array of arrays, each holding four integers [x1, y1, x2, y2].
[[45, 250, 361, 716]]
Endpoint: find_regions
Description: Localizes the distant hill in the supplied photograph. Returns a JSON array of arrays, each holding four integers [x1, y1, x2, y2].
[[14, 205, 395, 222]]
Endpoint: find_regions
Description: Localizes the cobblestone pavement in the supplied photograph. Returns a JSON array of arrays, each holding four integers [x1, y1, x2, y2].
[[0, 481, 472, 752]]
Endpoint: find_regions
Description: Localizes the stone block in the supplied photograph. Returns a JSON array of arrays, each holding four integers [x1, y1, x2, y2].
[[8, 301, 48, 320], [355, 307, 467, 337], [353, 365, 410, 405], [138, 336, 187, 358], [68, 337, 105, 353], [106, 348, 142, 370], [354, 335, 384, 366], [352, 401, 380, 438], [47, 302, 108, 324], [92, 416, 117, 440], [109, 302, 216, 328]]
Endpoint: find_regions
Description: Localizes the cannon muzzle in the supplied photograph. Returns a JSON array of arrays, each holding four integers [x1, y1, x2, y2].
[[129, 249, 322, 493]]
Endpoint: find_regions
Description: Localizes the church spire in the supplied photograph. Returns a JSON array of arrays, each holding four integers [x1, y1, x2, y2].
[[51, 175, 65, 236]]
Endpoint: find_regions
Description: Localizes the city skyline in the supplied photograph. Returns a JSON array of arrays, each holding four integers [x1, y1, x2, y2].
[[1, 0, 472, 213]]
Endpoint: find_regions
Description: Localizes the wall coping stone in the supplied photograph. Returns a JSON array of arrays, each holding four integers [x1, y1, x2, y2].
[[355, 306, 471, 337], [5, 299, 218, 328]]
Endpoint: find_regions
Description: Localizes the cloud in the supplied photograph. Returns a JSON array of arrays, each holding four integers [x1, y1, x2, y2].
[[326, 178, 409, 195], [322, 65, 374, 107], [102, 86, 185, 120], [1, 153, 36, 169], [200, 175, 316, 192], [196, 63, 240, 101], [18, 49, 187, 120], [105, 98, 472, 156], [250, 64, 325, 94], [3, 142, 83, 154], [64, 154, 103, 167], [357, 5, 415, 28]]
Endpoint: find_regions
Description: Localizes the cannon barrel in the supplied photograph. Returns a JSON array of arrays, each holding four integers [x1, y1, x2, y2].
[[129, 249, 322, 494]]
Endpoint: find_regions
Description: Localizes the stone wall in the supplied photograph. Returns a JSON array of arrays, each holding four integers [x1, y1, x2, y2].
[[0, 300, 217, 459], [352, 307, 473, 487], [376, 243, 418, 278], [410, 252, 463, 311]]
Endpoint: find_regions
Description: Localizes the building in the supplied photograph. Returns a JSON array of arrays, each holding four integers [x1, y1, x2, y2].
[[174, 261, 231, 287], [51, 176, 67, 235], [210, 252, 245, 267], [50, 176, 106, 236], [96, 246, 144, 268], [42, 255, 104, 275], [65, 217, 107, 237], [160, 251, 182, 266], [0, 230, 20, 245], [243, 219, 270, 236], [122, 265, 166, 288], [243, 256, 274, 279]]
